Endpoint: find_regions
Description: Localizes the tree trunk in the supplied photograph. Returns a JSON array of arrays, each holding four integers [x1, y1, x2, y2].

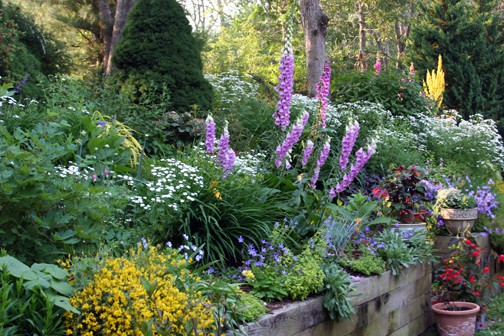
[[299, 0, 329, 97], [105, 0, 137, 75], [97, 0, 113, 74], [394, 4, 414, 69], [358, 1, 366, 53]]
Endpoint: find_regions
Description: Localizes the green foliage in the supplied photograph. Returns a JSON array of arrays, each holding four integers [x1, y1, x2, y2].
[[206, 71, 276, 151], [340, 247, 385, 276], [0, 255, 76, 335], [331, 69, 432, 118], [409, 0, 504, 126], [283, 246, 325, 300], [0, 101, 133, 263], [376, 228, 433, 276], [236, 291, 266, 323], [0, 1, 69, 99], [321, 263, 356, 321], [113, 0, 213, 112], [204, 4, 307, 94]]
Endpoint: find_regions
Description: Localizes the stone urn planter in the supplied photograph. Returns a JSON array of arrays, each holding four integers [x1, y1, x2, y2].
[[397, 222, 427, 232], [432, 301, 480, 336], [440, 208, 478, 235]]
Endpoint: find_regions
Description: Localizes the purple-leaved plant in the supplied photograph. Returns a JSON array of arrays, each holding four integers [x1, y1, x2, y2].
[[275, 111, 310, 169], [315, 57, 331, 129], [339, 121, 360, 170], [311, 137, 331, 188], [205, 114, 216, 154]]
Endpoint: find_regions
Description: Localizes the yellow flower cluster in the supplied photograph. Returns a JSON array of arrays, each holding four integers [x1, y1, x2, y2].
[[64, 245, 215, 335], [423, 54, 445, 112]]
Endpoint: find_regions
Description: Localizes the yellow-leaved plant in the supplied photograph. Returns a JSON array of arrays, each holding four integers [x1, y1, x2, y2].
[[423, 54, 445, 113], [64, 244, 215, 335]]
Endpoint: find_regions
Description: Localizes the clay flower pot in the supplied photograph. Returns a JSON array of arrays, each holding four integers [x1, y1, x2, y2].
[[440, 208, 478, 235], [432, 301, 480, 336]]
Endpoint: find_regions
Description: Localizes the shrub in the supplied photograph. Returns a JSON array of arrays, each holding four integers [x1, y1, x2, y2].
[[206, 71, 276, 151], [330, 69, 432, 118], [0, 255, 76, 335], [422, 111, 504, 182], [64, 244, 215, 335], [113, 0, 213, 112]]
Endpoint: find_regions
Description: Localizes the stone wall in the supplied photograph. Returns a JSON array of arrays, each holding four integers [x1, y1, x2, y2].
[[233, 263, 433, 336]]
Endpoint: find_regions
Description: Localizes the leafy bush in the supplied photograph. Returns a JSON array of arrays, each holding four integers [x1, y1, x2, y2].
[[331, 69, 432, 118], [65, 244, 215, 335], [0, 1, 69, 99], [422, 111, 504, 181], [206, 71, 276, 151], [321, 263, 356, 320], [339, 248, 385, 276], [0, 255, 76, 335]]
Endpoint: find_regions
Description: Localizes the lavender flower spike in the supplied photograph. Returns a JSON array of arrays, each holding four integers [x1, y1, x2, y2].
[[273, 49, 295, 130], [316, 57, 331, 129], [333, 144, 376, 194], [205, 114, 216, 154], [339, 121, 360, 170], [216, 121, 230, 167], [301, 139, 314, 167], [310, 137, 331, 188], [275, 111, 310, 168], [222, 147, 236, 179]]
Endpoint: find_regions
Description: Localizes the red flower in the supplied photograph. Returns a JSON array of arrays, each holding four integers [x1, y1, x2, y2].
[[483, 267, 490, 274], [465, 239, 472, 245], [471, 250, 480, 258], [469, 276, 476, 283], [474, 291, 480, 296], [498, 255, 504, 264]]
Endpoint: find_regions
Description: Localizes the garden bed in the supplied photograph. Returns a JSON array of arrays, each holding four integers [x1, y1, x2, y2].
[[232, 262, 433, 336]]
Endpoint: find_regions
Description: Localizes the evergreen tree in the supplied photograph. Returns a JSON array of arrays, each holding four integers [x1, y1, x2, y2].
[[113, 0, 213, 112], [409, 0, 504, 125], [0, 0, 69, 98]]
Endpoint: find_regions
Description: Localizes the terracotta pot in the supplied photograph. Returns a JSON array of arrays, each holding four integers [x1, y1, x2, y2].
[[440, 208, 478, 235], [432, 301, 480, 336]]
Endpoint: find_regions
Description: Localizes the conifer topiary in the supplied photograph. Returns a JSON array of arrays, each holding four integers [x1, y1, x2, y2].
[[113, 0, 213, 112]]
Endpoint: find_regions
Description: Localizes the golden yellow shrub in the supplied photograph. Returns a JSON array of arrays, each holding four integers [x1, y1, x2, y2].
[[64, 245, 215, 335]]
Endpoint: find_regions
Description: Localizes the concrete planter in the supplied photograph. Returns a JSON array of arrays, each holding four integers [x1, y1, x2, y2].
[[232, 263, 432, 336]]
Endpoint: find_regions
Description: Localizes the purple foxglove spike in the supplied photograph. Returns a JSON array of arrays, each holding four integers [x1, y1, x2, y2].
[[302, 140, 314, 167], [275, 111, 310, 168], [216, 122, 230, 166], [205, 115, 216, 154], [222, 148, 236, 179], [316, 57, 331, 129], [311, 167, 320, 189], [273, 50, 295, 130], [316, 138, 331, 168], [339, 122, 360, 170]]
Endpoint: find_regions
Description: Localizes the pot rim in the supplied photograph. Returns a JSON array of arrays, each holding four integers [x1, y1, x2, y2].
[[432, 301, 480, 316]]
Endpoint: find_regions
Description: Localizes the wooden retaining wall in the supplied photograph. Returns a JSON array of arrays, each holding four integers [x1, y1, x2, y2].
[[234, 263, 433, 336]]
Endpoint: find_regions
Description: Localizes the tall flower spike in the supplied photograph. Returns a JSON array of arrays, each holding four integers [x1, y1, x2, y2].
[[315, 57, 331, 129], [311, 137, 331, 188], [275, 111, 310, 168], [216, 121, 230, 167], [331, 143, 376, 195], [274, 50, 294, 131], [301, 140, 314, 167], [222, 147, 236, 179], [373, 58, 382, 76], [339, 121, 360, 170], [205, 115, 216, 154], [273, 6, 295, 131]]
